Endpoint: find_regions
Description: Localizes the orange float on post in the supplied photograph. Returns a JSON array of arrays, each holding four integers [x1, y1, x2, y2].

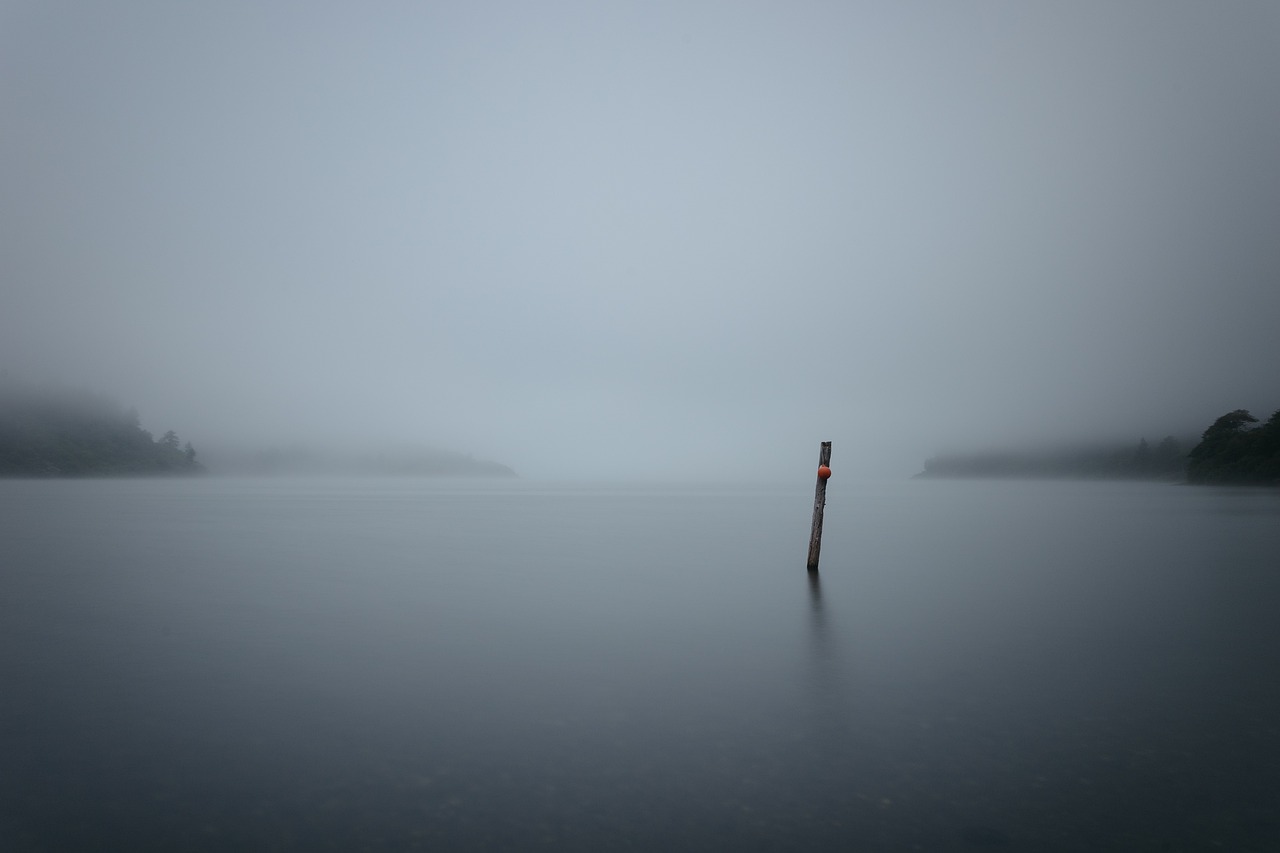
[[817, 465, 832, 480]]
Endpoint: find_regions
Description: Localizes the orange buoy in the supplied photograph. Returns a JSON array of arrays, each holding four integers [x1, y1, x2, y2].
[[817, 465, 832, 480]]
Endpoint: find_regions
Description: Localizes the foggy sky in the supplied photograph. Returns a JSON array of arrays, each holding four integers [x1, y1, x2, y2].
[[3, 1, 1278, 479]]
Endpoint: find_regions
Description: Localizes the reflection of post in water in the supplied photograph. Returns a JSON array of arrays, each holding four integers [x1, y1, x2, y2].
[[803, 568, 847, 717], [807, 569, 828, 656]]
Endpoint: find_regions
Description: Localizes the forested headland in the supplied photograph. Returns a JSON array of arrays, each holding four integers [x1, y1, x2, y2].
[[0, 374, 202, 476], [1186, 409, 1280, 485]]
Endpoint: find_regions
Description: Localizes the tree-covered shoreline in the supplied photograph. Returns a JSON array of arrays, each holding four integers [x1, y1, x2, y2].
[[1187, 409, 1280, 485], [0, 375, 202, 477]]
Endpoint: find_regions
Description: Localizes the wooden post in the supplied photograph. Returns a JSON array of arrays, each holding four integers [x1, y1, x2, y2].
[[807, 441, 832, 571]]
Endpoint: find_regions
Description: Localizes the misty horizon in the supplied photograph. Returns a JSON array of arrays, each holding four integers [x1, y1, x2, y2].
[[5, 366, 1257, 483], [3, 2, 1278, 480]]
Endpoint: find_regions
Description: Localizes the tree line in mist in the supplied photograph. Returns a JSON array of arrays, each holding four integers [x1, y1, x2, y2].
[[918, 436, 1189, 481], [0, 374, 516, 478], [920, 408, 1280, 486], [0, 373, 201, 476]]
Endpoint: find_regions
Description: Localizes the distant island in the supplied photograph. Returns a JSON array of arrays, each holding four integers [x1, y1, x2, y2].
[[202, 444, 517, 478], [917, 408, 1280, 486], [0, 374, 202, 476]]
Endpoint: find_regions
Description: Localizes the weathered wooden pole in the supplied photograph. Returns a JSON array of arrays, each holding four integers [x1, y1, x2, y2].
[[807, 441, 832, 571]]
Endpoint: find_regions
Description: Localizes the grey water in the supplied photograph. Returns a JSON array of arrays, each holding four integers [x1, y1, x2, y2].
[[2, 478, 1278, 851]]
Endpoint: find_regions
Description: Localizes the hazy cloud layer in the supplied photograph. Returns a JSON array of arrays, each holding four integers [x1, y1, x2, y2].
[[4, 1, 1278, 478]]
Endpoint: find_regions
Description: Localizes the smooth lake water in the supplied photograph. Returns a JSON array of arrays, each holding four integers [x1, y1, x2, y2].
[[2, 477, 1279, 851]]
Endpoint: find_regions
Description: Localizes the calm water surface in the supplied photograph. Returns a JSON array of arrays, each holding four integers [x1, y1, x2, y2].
[[2, 477, 1278, 851]]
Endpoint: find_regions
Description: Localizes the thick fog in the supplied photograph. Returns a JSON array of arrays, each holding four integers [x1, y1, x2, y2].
[[3, 2, 1278, 479]]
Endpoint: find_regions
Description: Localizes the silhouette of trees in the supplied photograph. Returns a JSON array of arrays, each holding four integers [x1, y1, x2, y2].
[[1188, 409, 1280, 485], [0, 374, 203, 476]]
